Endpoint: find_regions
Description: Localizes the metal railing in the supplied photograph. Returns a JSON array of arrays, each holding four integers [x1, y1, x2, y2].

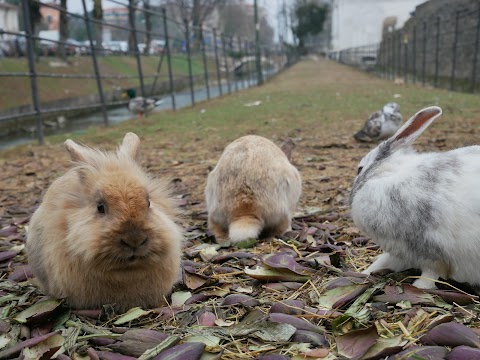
[[329, 5, 480, 95], [0, 0, 297, 145]]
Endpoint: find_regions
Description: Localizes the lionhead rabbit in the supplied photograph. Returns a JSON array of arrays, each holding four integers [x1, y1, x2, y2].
[[350, 106, 480, 289], [205, 135, 302, 244], [27, 133, 183, 311]]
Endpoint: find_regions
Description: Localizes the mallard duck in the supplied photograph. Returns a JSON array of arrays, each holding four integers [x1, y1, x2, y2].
[[121, 88, 163, 117], [354, 102, 402, 142]]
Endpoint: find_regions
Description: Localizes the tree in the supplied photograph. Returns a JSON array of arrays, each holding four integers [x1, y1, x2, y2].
[[93, 0, 103, 50], [168, 0, 226, 49], [144, 0, 152, 54], [57, 0, 68, 60], [291, 0, 327, 53]]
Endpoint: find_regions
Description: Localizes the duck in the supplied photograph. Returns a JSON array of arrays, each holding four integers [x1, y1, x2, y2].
[[354, 102, 402, 142], [121, 88, 163, 118]]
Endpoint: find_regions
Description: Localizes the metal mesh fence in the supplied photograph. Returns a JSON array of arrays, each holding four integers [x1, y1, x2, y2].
[[0, 0, 297, 145], [329, 5, 480, 95]]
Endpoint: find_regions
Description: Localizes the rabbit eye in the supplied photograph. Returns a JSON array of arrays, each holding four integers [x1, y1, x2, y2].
[[97, 202, 106, 214], [147, 199, 151, 208], [357, 166, 364, 175]]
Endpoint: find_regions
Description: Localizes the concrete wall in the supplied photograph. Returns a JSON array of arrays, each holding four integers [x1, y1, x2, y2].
[[330, 0, 426, 51], [0, 2, 19, 39], [378, 0, 479, 86]]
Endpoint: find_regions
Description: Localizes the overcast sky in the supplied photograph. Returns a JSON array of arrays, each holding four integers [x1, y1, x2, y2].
[[65, 0, 293, 42]]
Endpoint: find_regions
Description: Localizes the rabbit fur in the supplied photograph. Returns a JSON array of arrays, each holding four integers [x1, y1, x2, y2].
[[205, 135, 302, 244], [27, 133, 183, 311], [350, 106, 480, 289]]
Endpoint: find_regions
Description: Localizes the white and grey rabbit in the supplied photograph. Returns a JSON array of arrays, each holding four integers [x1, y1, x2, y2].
[[350, 106, 480, 289], [205, 135, 302, 245], [354, 102, 402, 142]]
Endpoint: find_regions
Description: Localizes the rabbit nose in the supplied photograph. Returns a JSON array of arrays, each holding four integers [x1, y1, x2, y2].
[[119, 231, 149, 250]]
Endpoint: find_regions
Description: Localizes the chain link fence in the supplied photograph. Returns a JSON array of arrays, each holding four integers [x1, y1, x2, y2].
[[329, 4, 480, 95], [0, 1, 298, 145]]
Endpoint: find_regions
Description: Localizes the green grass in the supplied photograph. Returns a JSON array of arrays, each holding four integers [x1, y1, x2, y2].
[[0, 54, 212, 110]]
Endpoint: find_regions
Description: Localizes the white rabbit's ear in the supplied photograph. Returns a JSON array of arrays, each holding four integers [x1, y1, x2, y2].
[[64, 139, 89, 162], [390, 106, 442, 149], [119, 132, 140, 160]]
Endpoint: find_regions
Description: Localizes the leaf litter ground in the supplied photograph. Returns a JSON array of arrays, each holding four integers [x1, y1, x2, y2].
[[0, 59, 480, 359]]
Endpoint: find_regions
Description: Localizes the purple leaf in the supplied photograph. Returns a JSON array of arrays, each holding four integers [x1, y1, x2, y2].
[[211, 252, 256, 263], [0, 251, 17, 263], [152, 342, 205, 360], [268, 313, 324, 334], [0, 319, 10, 335], [96, 351, 137, 360], [256, 355, 291, 360], [425, 289, 477, 305], [391, 346, 449, 360], [0, 330, 59, 359], [90, 338, 118, 346], [447, 345, 480, 359], [420, 322, 480, 348], [184, 294, 211, 305], [373, 285, 435, 305], [13, 298, 62, 325], [8, 265, 33, 282], [292, 330, 328, 347], [0, 225, 17, 237], [264, 282, 303, 291], [221, 294, 260, 307], [269, 300, 304, 315], [336, 326, 378, 360], [197, 311, 216, 327], [262, 253, 311, 275]]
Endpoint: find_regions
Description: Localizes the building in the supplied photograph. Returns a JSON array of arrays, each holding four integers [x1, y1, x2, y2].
[[329, 0, 427, 51], [0, 1, 19, 38], [39, 2, 60, 30], [103, 7, 129, 42]]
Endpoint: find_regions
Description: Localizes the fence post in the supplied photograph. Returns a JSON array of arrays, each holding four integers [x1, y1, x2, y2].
[[450, 11, 460, 91], [128, 0, 145, 98], [412, 26, 416, 83], [422, 21, 427, 86], [221, 34, 231, 94], [238, 36, 245, 89], [184, 18, 195, 106], [162, 8, 175, 111], [244, 40, 251, 86], [434, 16, 440, 87], [471, 6, 480, 93], [403, 33, 408, 84], [21, 0, 44, 144], [254, 0, 264, 85], [200, 25, 210, 100], [213, 28, 223, 96], [81, 0, 108, 126], [231, 36, 238, 92], [391, 33, 396, 78]]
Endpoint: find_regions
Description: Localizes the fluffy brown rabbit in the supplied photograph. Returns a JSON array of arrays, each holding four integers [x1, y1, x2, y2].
[[26, 133, 183, 311], [205, 135, 302, 244]]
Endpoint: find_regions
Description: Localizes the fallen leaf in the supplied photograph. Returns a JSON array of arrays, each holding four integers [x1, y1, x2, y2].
[[113, 307, 150, 326], [336, 326, 378, 360]]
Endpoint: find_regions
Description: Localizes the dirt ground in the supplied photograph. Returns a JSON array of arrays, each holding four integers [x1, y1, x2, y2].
[[0, 59, 479, 359]]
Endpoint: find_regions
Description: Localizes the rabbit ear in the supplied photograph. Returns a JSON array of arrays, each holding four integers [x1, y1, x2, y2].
[[118, 132, 140, 160], [389, 106, 442, 149], [64, 139, 89, 162]]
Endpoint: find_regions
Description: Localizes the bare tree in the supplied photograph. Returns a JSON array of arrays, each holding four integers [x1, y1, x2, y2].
[[93, 0, 103, 50], [58, 0, 68, 60], [144, 0, 152, 54], [169, 0, 226, 49], [218, 1, 252, 39]]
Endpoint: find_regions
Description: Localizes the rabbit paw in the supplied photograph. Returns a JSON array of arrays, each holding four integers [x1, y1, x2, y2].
[[412, 269, 439, 289], [362, 252, 410, 274]]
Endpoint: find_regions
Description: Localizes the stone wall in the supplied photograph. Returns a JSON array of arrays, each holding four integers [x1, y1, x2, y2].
[[378, 0, 480, 88]]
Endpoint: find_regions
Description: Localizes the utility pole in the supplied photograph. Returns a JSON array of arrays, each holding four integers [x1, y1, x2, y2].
[[254, 0, 264, 85]]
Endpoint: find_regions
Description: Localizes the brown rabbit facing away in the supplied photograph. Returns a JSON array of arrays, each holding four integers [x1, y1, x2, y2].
[[205, 135, 302, 244], [26, 133, 183, 311]]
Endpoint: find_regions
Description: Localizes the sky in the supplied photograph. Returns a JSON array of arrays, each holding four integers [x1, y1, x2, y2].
[[65, 0, 293, 43]]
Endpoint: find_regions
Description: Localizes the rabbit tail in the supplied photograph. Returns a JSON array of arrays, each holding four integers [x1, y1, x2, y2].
[[228, 194, 264, 243], [229, 216, 264, 243]]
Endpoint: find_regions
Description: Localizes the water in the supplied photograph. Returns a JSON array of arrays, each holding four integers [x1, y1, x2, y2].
[[0, 75, 265, 151]]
